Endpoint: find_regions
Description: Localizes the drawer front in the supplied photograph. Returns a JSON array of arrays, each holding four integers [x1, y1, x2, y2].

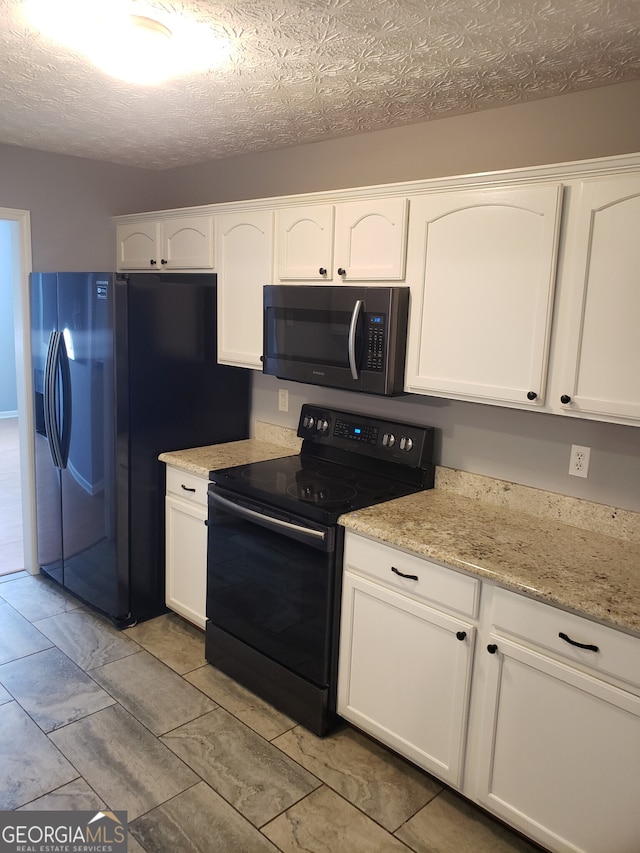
[[166, 466, 208, 505], [343, 531, 479, 618], [490, 586, 640, 689]]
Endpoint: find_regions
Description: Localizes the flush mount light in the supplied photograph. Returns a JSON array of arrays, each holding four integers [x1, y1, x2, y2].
[[23, 0, 231, 85]]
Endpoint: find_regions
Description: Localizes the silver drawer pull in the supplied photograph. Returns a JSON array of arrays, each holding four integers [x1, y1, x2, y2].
[[391, 565, 418, 581]]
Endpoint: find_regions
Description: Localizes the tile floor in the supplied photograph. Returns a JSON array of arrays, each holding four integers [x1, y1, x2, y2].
[[0, 570, 543, 852]]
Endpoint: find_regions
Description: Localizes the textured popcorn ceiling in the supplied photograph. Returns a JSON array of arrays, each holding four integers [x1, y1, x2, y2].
[[0, 0, 639, 170]]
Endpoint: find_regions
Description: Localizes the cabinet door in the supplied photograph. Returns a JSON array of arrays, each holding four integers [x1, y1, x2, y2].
[[275, 204, 334, 281], [334, 197, 408, 280], [557, 174, 640, 422], [116, 221, 159, 270], [405, 185, 562, 406], [216, 210, 274, 368], [338, 571, 475, 788], [165, 495, 207, 629], [475, 634, 640, 853], [160, 215, 214, 270]]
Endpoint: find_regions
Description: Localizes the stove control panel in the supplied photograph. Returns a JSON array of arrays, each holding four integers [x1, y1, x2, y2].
[[298, 404, 435, 471]]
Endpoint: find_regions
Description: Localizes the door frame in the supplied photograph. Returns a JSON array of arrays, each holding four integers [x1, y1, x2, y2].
[[1, 208, 36, 574]]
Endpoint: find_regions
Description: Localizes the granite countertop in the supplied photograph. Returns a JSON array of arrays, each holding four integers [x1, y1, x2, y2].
[[339, 489, 640, 637], [159, 438, 295, 477]]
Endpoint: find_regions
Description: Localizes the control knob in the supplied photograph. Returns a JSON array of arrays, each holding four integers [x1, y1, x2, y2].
[[382, 433, 396, 448], [399, 436, 414, 452], [303, 415, 315, 429], [316, 419, 329, 433]]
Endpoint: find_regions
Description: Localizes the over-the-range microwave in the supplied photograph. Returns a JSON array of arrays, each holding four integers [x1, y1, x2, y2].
[[262, 284, 409, 396]]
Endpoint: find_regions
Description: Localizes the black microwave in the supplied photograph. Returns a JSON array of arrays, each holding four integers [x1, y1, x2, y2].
[[262, 285, 409, 396]]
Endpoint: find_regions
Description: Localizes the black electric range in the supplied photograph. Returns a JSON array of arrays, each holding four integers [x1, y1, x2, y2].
[[205, 405, 436, 735]]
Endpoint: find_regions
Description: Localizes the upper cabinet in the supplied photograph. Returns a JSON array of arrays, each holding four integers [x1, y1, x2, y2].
[[405, 184, 563, 407], [215, 210, 274, 369], [553, 174, 640, 423], [275, 197, 409, 282], [116, 214, 214, 271]]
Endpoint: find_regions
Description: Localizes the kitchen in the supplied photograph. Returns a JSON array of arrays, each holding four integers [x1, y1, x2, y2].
[[1, 1, 640, 851]]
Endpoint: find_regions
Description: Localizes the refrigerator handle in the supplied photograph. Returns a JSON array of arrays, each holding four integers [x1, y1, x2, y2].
[[43, 331, 62, 469], [57, 334, 72, 469]]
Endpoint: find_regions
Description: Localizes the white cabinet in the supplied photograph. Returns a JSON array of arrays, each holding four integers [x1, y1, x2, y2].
[[405, 184, 563, 406], [216, 210, 274, 369], [338, 533, 478, 787], [116, 214, 214, 271], [554, 173, 640, 423], [471, 586, 640, 853], [165, 466, 209, 629], [275, 197, 408, 282]]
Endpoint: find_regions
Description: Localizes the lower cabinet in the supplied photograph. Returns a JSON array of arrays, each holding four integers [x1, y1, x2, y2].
[[165, 466, 208, 629], [338, 531, 640, 853]]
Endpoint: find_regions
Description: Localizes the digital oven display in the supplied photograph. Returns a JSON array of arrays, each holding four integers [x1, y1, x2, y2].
[[334, 418, 379, 444]]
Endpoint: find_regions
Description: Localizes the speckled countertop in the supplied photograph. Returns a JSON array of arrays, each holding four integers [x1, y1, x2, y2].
[[340, 489, 640, 637], [160, 424, 639, 637]]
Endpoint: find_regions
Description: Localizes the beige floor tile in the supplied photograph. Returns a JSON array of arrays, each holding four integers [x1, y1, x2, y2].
[[395, 790, 543, 853], [124, 612, 206, 674], [186, 663, 295, 740], [263, 785, 412, 852], [273, 723, 442, 832]]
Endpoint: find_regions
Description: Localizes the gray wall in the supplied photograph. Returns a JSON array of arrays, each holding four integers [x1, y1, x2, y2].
[[161, 81, 640, 206], [0, 144, 163, 270], [0, 220, 18, 414]]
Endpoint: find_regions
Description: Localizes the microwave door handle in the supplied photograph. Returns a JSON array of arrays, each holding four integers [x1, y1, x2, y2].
[[348, 299, 363, 380]]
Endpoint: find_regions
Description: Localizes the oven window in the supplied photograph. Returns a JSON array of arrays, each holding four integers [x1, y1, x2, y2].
[[207, 508, 336, 687], [265, 307, 361, 367]]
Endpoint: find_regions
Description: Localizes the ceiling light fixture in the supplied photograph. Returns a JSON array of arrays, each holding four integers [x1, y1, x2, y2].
[[23, 0, 231, 86]]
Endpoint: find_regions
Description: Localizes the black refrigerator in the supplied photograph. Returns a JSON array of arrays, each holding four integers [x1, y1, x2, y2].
[[30, 271, 250, 626]]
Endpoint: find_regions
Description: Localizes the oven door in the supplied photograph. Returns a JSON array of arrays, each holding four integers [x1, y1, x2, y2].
[[206, 486, 337, 689]]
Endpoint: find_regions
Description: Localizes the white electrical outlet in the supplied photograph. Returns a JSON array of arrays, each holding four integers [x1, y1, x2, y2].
[[278, 388, 289, 412], [569, 444, 591, 478]]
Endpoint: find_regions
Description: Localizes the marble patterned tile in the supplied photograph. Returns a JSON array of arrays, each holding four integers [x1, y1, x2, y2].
[[0, 702, 78, 809], [0, 600, 52, 665], [0, 570, 29, 583], [263, 785, 411, 852], [0, 682, 11, 704], [91, 650, 216, 735], [0, 647, 116, 732], [127, 833, 146, 853], [130, 781, 279, 853], [18, 778, 106, 811], [124, 612, 206, 674], [34, 608, 140, 670], [273, 724, 442, 832], [0, 574, 81, 622], [395, 790, 542, 853], [161, 707, 320, 827], [186, 664, 295, 740], [49, 704, 198, 820]]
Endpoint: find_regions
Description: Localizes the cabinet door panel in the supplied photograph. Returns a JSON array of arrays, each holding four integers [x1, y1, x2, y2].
[[116, 221, 159, 270], [165, 495, 207, 629], [161, 215, 214, 269], [216, 211, 273, 368], [335, 197, 408, 280], [559, 175, 640, 420], [276, 204, 334, 280], [477, 636, 640, 853], [406, 185, 562, 405], [338, 572, 474, 787]]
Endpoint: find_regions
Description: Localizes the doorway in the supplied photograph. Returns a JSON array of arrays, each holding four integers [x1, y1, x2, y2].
[[0, 209, 35, 576]]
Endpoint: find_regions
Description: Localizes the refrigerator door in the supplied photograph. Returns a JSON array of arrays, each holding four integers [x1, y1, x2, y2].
[[56, 273, 123, 617], [31, 273, 63, 579]]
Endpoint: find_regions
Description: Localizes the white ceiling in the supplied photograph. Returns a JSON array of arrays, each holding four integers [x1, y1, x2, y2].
[[1, 0, 639, 171]]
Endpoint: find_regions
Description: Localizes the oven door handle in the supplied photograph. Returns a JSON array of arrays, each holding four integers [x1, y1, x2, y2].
[[209, 491, 327, 543], [347, 299, 363, 380]]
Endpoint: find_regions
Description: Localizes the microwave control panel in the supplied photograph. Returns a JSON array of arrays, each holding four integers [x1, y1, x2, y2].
[[365, 313, 386, 371]]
